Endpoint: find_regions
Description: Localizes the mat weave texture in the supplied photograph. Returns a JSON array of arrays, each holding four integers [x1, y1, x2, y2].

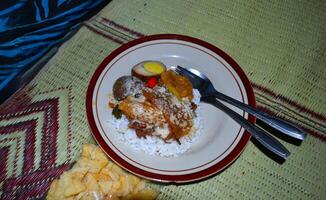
[[0, 0, 325, 199]]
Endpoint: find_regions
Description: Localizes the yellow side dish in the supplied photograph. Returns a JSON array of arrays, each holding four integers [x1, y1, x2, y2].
[[160, 70, 193, 100]]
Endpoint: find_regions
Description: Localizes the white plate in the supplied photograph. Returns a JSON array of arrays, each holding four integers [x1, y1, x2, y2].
[[86, 34, 256, 183]]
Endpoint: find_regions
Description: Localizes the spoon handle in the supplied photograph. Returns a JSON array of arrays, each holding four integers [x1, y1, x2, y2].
[[202, 97, 290, 159], [212, 91, 306, 141]]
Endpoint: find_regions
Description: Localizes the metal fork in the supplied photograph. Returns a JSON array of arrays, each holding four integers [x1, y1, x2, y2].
[[174, 66, 301, 159], [175, 66, 306, 141]]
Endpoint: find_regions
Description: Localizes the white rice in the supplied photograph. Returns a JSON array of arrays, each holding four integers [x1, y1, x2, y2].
[[108, 89, 202, 157]]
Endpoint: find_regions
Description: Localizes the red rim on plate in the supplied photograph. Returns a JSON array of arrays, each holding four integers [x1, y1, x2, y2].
[[86, 34, 256, 183]]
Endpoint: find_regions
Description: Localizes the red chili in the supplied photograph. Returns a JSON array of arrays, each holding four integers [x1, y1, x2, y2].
[[145, 77, 158, 88]]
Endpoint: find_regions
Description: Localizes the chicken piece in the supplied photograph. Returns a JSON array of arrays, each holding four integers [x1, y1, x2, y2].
[[128, 120, 155, 138], [118, 96, 168, 138], [142, 87, 195, 140]]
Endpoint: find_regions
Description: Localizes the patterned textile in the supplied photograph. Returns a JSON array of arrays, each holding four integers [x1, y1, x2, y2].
[[0, 0, 325, 199], [0, 0, 110, 104]]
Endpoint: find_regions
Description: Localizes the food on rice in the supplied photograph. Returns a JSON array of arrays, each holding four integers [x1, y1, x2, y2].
[[132, 61, 167, 81], [118, 95, 167, 138], [112, 76, 144, 101], [142, 87, 195, 140], [109, 62, 202, 156], [160, 69, 193, 100]]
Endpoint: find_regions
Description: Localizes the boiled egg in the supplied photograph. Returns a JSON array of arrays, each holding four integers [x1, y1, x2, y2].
[[131, 61, 166, 81]]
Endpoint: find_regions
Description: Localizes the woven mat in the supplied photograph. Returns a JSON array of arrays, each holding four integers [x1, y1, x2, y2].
[[1, 0, 325, 199]]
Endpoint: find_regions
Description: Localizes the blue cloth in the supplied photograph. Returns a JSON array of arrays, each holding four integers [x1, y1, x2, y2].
[[0, 0, 110, 104]]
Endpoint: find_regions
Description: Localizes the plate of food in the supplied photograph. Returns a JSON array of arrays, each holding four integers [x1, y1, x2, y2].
[[86, 34, 256, 183]]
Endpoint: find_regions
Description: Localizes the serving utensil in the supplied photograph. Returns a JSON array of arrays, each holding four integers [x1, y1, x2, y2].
[[175, 66, 306, 140], [174, 66, 306, 159]]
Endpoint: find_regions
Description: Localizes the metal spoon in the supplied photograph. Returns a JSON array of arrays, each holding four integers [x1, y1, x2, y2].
[[175, 66, 306, 141]]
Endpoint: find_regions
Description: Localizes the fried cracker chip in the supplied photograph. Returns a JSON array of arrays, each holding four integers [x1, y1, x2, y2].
[[47, 144, 158, 200]]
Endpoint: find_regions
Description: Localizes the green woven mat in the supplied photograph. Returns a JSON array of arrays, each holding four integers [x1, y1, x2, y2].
[[5, 0, 326, 199]]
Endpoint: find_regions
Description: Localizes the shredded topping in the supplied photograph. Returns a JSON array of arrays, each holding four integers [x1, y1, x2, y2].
[[113, 70, 197, 142]]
